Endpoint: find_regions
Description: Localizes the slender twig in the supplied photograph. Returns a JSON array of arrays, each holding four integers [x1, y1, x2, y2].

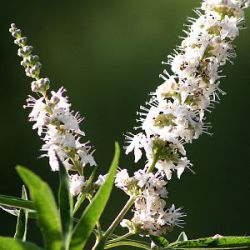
[[107, 232, 134, 243], [104, 240, 151, 250], [92, 196, 135, 250], [146, 151, 160, 173], [103, 196, 135, 240]]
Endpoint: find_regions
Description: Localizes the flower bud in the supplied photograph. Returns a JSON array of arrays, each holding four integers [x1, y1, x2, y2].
[[31, 78, 50, 93], [14, 37, 27, 46]]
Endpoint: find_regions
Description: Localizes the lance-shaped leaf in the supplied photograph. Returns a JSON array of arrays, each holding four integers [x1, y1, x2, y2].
[[14, 185, 28, 241], [0, 194, 34, 210], [70, 143, 120, 250], [150, 235, 169, 248], [0, 237, 43, 250], [169, 236, 250, 249], [16, 166, 63, 250], [58, 160, 73, 250]]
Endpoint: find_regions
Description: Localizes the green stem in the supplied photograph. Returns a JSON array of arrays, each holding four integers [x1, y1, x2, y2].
[[146, 151, 160, 173], [96, 220, 102, 240], [104, 240, 151, 250], [107, 232, 134, 243], [103, 196, 135, 240], [92, 196, 135, 250]]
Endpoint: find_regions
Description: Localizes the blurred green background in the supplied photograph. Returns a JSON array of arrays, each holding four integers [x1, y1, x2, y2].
[[0, 0, 250, 249]]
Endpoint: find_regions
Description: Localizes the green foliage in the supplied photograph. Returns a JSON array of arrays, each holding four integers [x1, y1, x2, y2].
[[104, 240, 151, 250], [0, 194, 34, 210], [16, 166, 63, 250], [70, 143, 120, 250], [58, 161, 73, 250], [168, 236, 250, 249], [14, 186, 28, 241], [150, 235, 169, 248], [0, 237, 43, 250]]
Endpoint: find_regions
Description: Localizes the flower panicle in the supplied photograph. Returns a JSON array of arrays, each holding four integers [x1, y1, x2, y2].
[[10, 23, 97, 197], [120, 0, 249, 237]]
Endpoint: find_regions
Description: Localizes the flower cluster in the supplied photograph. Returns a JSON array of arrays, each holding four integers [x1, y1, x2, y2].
[[116, 169, 184, 236], [117, 0, 249, 236], [9, 23, 97, 196]]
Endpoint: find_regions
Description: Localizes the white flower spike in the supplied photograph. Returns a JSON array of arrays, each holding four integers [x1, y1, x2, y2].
[[121, 0, 249, 237]]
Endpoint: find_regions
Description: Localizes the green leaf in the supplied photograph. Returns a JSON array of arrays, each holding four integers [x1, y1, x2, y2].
[[0, 194, 35, 210], [176, 231, 188, 242], [14, 186, 28, 241], [169, 236, 250, 249], [16, 166, 63, 250], [0, 237, 43, 250], [58, 160, 73, 250], [70, 142, 120, 250], [150, 235, 169, 247]]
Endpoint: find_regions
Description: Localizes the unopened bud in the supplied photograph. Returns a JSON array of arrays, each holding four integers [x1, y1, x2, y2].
[[50, 95, 60, 105], [14, 37, 27, 46], [31, 77, 50, 93]]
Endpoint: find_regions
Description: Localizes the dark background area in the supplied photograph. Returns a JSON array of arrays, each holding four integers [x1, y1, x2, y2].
[[0, 0, 250, 249]]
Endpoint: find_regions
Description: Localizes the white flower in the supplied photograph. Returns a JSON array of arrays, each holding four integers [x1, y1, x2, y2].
[[50, 87, 71, 111], [25, 96, 48, 136], [170, 54, 198, 78], [77, 147, 97, 167], [155, 75, 178, 102], [54, 111, 84, 135], [125, 133, 147, 162], [155, 161, 174, 180], [220, 16, 239, 39], [120, 0, 249, 237], [165, 205, 185, 227], [134, 169, 150, 188], [11, 24, 96, 174], [115, 169, 131, 190], [95, 174, 107, 186], [69, 174, 85, 196], [47, 145, 60, 171]]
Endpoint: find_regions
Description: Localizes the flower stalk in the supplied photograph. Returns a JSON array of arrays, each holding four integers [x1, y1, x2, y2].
[[92, 196, 136, 250]]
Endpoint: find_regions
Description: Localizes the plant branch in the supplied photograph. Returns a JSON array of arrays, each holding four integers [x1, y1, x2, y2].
[[104, 240, 151, 249], [107, 232, 134, 244]]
